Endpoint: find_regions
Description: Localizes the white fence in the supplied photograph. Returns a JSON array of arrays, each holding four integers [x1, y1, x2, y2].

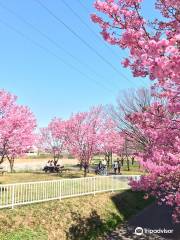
[[0, 175, 140, 209]]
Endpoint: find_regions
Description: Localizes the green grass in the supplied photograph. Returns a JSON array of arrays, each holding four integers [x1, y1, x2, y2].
[[0, 190, 154, 240], [0, 171, 142, 209], [0, 171, 95, 185], [0, 165, 142, 185], [0, 228, 47, 240], [0, 172, 134, 208], [120, 164, 143, 175]]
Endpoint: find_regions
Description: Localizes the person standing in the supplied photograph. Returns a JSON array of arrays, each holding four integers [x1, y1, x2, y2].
[[117, 159, 121, 174], [113, 161, 118, 175], [102, 159, 107, 175], [121, 157, 124, 166], [98, 160, 102, 170], [95, 161, 102, 175]]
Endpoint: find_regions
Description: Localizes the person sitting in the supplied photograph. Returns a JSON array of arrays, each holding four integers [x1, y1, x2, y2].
[[43, 160, 51, 172], [48, 160, 54, 172], [54, 159, 59, 166], [46, 160, 50, 167]]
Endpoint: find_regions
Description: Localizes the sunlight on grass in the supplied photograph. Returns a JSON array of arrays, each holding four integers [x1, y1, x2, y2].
[[0, 171, 95, 184], [0, 190, 154, 240]]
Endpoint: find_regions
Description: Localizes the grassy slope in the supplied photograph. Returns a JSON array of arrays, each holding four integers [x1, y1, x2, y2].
[[0, 168, 146, 239], [0, 190, 154, 240]]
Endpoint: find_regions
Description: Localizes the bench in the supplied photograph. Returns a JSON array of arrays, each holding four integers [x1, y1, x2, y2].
[[43, 165, 69, 174]]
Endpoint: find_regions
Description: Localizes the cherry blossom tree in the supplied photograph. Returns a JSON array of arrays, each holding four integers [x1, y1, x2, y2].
[[0, 90, 36, 172], [66, 106, 103, 177], [99, 117, 124, 166], [92, 0, 180, 221], [39, 118, 67, 164]]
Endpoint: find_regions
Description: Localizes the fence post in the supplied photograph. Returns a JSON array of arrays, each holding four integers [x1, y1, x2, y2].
[[11, 185, 15, 209], [94, 177, 96, 196], [59, 180, 62, 201]]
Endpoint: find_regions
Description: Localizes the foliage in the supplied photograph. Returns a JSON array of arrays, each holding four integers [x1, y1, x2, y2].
[[92, 0, 180, 222], [38, 118, 67, 161], [0, 90, 36, 172], [66, 106, 104, 176], [0, 191, 154, 240], [99, 117, 124, 161]]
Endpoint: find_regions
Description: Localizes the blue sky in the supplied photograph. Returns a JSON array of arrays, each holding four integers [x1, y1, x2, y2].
[[0, 0, 157, 127]]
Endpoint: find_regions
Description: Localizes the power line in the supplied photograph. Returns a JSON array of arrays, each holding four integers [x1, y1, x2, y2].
[[60, 0, 122, 89], [0, 17, 114, 94], [0, 0, 117, 91], [61, 0, 119, 59], [34, 0, 137, 87], [77, 0, 90, 13], [76, 0, 124, 60], [76, 0, 125, 62]]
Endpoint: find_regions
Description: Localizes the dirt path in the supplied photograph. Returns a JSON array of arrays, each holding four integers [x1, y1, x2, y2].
[[104, 204, 180, 240], [1, 158, 78, 171]]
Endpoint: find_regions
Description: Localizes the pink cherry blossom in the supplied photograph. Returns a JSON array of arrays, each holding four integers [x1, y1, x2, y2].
[[38, 118, 67, 161], [65, 106, 104, 177], [92, 0, 180, 222], [0, 90, 36, 171]]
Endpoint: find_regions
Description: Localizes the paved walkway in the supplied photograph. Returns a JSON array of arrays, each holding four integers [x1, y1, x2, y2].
[[104, 204, 180, 240]]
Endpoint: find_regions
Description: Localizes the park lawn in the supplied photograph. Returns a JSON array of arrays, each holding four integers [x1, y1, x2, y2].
[[0, 190, 154, 240], [0, 167, 142, 185], [0, 171, 95, 184], [121, 166, 144, 175], [0, 171, 143, 212], [110, 162, 144, 176]]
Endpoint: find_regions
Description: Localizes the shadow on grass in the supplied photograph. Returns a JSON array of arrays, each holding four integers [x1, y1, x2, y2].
[[66, 210, 121, 240], [66, 190, 155, 240], [111, 190, 155, 220]]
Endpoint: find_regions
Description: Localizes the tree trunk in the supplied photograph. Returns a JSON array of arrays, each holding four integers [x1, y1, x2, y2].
[[84, 167, 87, 177], [127, 157, 130, 171], [131, 157, 134, 165], [0, 143, 8, 164], [8, 157, 14, 173], [107, 154, 110, 168], [125, 138, 130, 171], [106, 152, 112, 168], [80, 162, 83, 170], [83, 161, 89, 177], [110, 151, 113, 166], [121, 156, 124, 166], [0, 155, 5, 165]]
